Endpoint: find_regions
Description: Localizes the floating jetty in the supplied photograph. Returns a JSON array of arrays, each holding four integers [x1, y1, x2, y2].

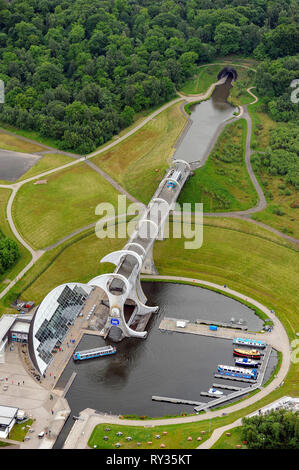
[[212, 383, 242, 391], [214, 373, 257, 384], [152, 396, 203, 407], [195, 319, 247, 331]]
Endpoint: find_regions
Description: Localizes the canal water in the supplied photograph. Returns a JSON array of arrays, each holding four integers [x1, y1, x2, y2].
[[54, 282, 277, 448], [174, 76, 237, 164]]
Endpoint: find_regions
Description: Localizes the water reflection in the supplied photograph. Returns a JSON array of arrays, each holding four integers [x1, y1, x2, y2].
[[174, 77, 237, 164]]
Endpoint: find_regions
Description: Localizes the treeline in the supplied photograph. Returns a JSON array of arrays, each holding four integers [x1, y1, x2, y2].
[[242, 409, 299, 449], [0, 231, 20, 275], [254, 56, 299, 122], [0, 0, 298, 153], [252, 124, 299, 189]]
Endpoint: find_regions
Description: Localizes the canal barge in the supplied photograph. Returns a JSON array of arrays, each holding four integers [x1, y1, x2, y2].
[[73, 345, 116, 361], [233, 348, 261, 359], [217, 365, 258, 380], [233, 338, 266, 349]]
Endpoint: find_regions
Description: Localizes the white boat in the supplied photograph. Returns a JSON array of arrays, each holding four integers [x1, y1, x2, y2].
[[208, 388, 223, 396], [235, 357, 259, 367]]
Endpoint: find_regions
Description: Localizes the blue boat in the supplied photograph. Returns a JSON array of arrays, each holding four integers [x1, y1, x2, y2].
[[233, 338, 266, 349], [217, 364, 258, 380], [73, 345, 116, 361]]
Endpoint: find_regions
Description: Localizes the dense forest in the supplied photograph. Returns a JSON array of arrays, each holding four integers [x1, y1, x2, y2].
[[253, 124, 299, 189], [0, 0, 298, 153], [0, 231, 20, 276], [242, 409, 299, 449]]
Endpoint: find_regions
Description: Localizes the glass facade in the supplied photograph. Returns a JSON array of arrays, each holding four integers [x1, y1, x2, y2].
[[29, 283, 92, 375]]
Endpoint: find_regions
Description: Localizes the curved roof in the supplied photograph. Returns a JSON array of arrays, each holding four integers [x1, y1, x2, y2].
[[28, 282, 92, 375]]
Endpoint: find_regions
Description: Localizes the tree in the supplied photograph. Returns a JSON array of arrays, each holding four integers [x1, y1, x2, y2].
[[242, 410, 299, 449], [214, 22, 241, 56]]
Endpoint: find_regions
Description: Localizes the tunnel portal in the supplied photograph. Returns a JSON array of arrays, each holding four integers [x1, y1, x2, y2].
[[217, 66, 238, 81]]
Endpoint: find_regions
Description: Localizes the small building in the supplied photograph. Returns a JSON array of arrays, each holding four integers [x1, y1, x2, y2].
[[0, 313, 33, 362], [0, 405, 18, 439]]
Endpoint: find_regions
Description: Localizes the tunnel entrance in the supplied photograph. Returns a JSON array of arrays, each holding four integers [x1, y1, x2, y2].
[[217, 66, 238, 81]]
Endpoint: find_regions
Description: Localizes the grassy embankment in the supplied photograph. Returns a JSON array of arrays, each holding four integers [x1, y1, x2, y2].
[[12, 162, 124, 250], [0, 132, 75, 185], [0, 188, 31, 295], [180, 64, 223, 95], [211, 426, 245, 449], [91, 102, 186, 205], [247, 103, 298, 239], [178, 119, 258, 212]]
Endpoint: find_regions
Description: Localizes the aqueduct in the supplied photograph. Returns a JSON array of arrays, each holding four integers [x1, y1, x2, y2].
[[88, 159, 191, 341]]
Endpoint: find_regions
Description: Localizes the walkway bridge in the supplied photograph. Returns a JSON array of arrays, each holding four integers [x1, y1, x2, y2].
[[88, 159, 191, 341]]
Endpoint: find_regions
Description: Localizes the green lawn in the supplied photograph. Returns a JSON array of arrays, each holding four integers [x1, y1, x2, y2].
[[154, 218, 299, 339], [88, 422, 211, 449], [0, 188, 31, 295], [1, 227, 126, 307], [8, 419, 33, 441], [212, 426, 246, 449], [0, 131, 45, 153], [92, 102, 187, 204], [180, 64, 223, 95], [247, 107, 298, 238], [12, 162, 124, 250], [17, 152, 75, 182], [179, 119, 258, 212]]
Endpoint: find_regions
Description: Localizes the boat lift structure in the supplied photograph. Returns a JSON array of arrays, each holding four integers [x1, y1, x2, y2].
[[88, 160, 191, 341]]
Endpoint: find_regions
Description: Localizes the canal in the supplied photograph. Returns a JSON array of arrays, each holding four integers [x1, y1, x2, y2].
[[174, 76, 237, 165]]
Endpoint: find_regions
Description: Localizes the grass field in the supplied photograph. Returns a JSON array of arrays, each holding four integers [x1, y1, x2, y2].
[[12, 162, 124, 250], [228, 66, 256, 107], [246, 105, 298, 238], [211, 426, 246, 449], [17, 152, 75, 182], [178, 119, 258, 212], [92, 102, 187, 204], [154, 218, 299, 340], [88, 422, 211, 449], [0, 131, 44, 153], [0, 188, 31, 295], [180, 64, 223, 95]]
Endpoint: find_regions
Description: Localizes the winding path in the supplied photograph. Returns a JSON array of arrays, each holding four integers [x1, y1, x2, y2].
[[0, 64, 296, 449], [1, 68, 297, 305]]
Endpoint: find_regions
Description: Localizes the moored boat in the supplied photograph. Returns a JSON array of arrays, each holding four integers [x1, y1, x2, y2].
[[233, 348, 261, 359], [217, 364, 258, 380], [233, 338, 266, 348], [73, 345, 116, 361], [235, 357, 259, 367], [208, 388, 223, 396]]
